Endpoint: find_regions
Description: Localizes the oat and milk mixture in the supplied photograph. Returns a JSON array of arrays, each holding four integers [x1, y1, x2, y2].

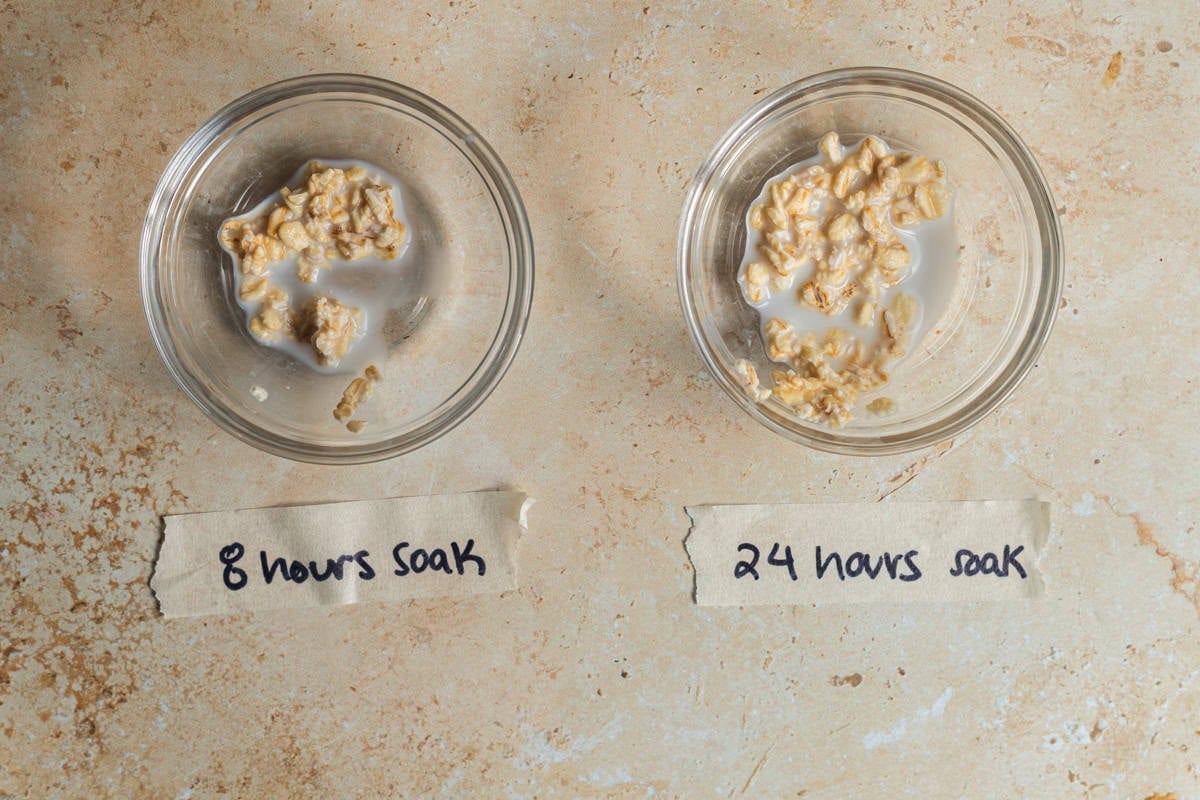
[[735, 132, 955, 427], [218, 159, 411, 430]]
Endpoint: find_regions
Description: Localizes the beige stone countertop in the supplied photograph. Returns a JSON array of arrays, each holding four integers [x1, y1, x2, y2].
[[1, 2, 1196, 797]]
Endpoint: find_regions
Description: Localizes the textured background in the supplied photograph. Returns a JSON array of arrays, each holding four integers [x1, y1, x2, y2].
[[1, 1, 1197, 797]]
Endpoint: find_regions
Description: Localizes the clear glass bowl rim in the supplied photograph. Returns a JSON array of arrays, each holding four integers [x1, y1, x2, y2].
[[677, 66, 1064, 456], [140, 73, 534, 464]]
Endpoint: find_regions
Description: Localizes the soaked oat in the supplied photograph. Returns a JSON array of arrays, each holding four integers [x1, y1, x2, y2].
[[737, 132, 952, 426], [334, 364, 381, 432], [218, 161, 407, 368]]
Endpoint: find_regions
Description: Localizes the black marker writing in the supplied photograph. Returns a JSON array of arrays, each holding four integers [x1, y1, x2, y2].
[[815, 547, 921, 582], [393, 539, 487, 577], [948, 545, 1026, 578], [219, 542, 248, 591], [452, 539, 485, 576], [767, 542, 797, 581], [261, 551, 306, 584], [260, 549, 377, 585], [354, 550, 375, 580], [734, 543, 760, 580], [815, 546, 841, 580]]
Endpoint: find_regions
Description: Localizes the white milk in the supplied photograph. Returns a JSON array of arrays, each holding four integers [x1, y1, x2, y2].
[[740, 143, 957, 365], [221, 158, 423, 375]]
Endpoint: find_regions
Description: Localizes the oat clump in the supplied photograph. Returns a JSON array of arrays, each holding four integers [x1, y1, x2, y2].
[[218, 161, 406, 365], [736, 133, 951, 426]]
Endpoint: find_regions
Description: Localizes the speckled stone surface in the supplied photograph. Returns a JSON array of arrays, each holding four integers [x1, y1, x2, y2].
[[1, 2, 1197, 797]]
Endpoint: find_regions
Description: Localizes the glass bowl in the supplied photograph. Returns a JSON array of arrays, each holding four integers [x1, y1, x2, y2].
[[141, 74, 533, 464], [678, 67, 1063, 455]]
